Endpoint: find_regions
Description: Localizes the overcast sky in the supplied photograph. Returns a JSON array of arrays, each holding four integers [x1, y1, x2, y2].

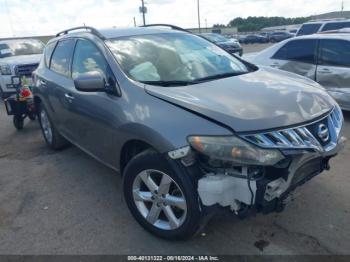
[[0, 0, 349, 37]]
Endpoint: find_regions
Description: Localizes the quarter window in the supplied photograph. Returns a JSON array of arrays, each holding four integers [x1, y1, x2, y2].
[[272, 39, 317, 64], [50, 39, 75, 77], [319, 40, 350, 67]]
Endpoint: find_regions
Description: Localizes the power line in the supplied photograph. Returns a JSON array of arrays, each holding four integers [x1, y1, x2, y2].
[[197, 0, 201, 33]]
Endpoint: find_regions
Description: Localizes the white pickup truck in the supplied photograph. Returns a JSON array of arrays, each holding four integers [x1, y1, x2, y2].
[[0, 39, 43, 99]]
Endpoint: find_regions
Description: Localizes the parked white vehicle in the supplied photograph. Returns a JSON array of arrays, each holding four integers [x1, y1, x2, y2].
[[296, 19, 350, 36], [0, 39, 43, 99], [243, 34, 350, 110]]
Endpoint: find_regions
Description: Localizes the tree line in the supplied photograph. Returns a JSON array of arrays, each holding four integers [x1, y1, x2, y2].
[[214, 16, 310, 32]]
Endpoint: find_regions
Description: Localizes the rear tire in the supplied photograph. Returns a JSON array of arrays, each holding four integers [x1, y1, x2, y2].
[[38, 104, 70, 150], [123, 150, 202, 240]]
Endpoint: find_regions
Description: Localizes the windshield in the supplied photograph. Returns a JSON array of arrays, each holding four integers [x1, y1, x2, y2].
[[0, 39, 44, 58], [106, 33, 249, 86], [201, 33, 228, 42], [297, 23, 322, 36]]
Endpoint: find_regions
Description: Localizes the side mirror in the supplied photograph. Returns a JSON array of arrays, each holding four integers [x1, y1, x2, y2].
[[74, 71, 106, 92]]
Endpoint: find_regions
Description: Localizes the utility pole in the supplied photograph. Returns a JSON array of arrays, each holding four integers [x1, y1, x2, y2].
[[133, 17, 137, 27], [205, 18, 208, 32], [140, 0, 146, 26], [341, 0, 344, 13], [197, 0, 201, 33]]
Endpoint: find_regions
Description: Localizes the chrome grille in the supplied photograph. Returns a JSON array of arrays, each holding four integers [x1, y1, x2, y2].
[[241, 106, 343, 152], [15, 63, 39, 77]]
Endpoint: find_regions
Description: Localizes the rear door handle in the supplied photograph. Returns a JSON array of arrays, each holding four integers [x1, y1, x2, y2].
[[319, 68, 332, 74], [64, 93, 75, 102]]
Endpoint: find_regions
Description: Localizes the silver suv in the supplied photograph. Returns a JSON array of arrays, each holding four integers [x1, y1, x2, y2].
[[33, 25, 345, 240], [0, 39, 43, 99]]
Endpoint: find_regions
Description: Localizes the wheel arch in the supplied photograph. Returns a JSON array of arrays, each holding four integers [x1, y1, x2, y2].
[[119, 139, 156, 174]]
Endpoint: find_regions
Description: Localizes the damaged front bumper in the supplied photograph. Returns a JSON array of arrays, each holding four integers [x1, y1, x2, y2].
[[195, 136, 346, 216], [170, 106, 346, 217]]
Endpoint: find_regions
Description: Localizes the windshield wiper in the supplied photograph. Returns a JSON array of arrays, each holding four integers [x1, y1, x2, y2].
[[195, 72, 246, 82], [140, 80, 197, 87]]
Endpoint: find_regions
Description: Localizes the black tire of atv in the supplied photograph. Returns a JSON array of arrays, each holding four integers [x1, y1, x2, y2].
[[28, 113, 36, 121], [123, 150, 202, 240], [13, 116, 24, 130]]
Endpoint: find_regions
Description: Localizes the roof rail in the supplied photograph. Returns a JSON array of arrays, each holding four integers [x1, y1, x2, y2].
[[140, 24, 191, 33], [55, 26, 105, 39], [309, 18, 348, 22]]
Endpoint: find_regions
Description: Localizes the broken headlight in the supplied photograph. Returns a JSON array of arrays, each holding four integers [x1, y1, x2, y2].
[[188, 136, 284, 166]]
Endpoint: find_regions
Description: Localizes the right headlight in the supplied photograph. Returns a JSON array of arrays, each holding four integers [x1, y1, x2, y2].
[[188, 135, 284, 166], [0, 64, 12, 75]]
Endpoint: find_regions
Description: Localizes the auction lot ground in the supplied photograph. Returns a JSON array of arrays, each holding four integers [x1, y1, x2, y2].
[[0, 43, 350, 255]]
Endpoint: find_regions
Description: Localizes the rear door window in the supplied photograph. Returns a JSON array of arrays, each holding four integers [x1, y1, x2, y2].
[[297, 24, 322, 36], [272, 39, 317, 64], [321, 22, 350, 31], [44, 42, 56, 67], [50, 39, 75, 77], [318, 39, 350, 67]]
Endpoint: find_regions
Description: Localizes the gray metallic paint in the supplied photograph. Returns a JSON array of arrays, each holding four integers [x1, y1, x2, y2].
[[33, 28, 337, 171]]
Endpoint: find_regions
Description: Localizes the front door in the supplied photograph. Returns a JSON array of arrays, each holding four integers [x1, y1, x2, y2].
[[270, 39, 318, 80], [316, 39, 350, 110], [67, 38, 122, 167]]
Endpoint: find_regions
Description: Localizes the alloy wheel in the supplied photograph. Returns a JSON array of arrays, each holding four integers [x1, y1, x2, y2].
[[40, 110, 53, 144], [132, 169, 187, 230]]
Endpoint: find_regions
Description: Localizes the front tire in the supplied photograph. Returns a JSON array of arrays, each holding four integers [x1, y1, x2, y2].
[[123, 150, 201, 240], [38, 104, 70, 150]]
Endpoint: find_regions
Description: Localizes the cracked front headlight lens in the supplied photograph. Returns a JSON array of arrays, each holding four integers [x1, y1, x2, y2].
[[188, 136, 284, 166], [0, 64, 11, 75]]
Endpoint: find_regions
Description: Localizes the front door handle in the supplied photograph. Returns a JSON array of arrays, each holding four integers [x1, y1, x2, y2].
[[270, 62, 280, 68], [64, 93, 75, 102], [38, 79, 47, 86]]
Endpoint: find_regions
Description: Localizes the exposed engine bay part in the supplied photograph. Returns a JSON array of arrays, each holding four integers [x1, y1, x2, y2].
[[197, 172, 257, 212]]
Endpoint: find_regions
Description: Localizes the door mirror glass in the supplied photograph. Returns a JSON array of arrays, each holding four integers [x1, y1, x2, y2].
[[74, 71, 105, 92]]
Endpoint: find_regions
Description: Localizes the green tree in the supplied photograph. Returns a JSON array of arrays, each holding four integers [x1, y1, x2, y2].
[[228, 16, 309, 32]]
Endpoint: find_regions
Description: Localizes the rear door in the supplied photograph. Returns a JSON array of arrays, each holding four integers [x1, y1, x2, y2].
[[48, 39, 76, 139], [316, 39, 350, 110], [270, 39, 318, 80]]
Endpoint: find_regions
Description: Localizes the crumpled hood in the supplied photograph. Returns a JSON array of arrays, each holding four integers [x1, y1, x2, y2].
[[145, 67, 336, 132], [0, 54, 41, 66]]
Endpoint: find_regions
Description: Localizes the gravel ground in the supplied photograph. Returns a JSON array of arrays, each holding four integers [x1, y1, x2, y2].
[[0, 57, 350, 254]]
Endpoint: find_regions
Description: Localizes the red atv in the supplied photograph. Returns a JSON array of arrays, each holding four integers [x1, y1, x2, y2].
[[3, 76, 36, 130]]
